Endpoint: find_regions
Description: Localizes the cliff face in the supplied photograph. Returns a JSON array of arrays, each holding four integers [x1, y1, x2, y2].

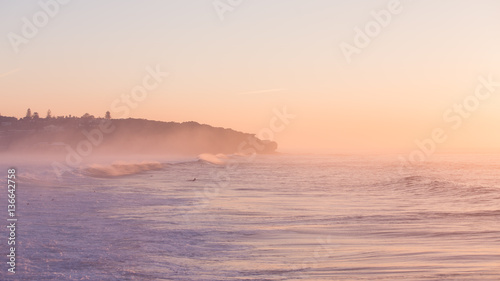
[[0, 117, 277, 155]]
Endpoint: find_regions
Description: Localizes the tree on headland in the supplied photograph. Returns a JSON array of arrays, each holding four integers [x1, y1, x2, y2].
[[105, 111, 111, 119], [25, 108, 32, 119], [46, 109, 52, 119], [33, 112, 39, 120], [82, 113, 94, 119]]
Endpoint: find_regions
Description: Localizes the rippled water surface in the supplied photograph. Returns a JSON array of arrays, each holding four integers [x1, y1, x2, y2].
[[1, 154, 500, 280]]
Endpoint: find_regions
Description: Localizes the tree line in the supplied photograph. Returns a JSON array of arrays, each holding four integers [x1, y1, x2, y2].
[[19, 108, 112, 120]]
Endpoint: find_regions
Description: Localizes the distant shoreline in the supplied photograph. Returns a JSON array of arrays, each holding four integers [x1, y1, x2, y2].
[[0, 116, 278, 155]]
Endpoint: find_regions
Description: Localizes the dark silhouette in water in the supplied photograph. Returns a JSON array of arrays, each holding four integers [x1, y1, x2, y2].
[[189, 178, 196, 181]]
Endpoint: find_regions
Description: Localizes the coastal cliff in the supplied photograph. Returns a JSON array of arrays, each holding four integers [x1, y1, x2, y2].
[[0, 116, 277, 155]]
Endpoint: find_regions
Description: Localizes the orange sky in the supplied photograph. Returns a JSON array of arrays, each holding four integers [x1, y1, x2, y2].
[[1, 0, 500, 153]]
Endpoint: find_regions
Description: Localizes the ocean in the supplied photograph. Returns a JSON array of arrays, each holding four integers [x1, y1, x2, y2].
[[1, 154, 499, 280]]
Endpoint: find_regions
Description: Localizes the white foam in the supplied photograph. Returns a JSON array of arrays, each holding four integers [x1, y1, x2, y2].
[[83, 161, 164, 178], [197, 153, 227, 165]]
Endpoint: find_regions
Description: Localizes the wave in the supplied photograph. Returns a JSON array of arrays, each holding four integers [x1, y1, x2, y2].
[[197, 153, 228, 165], [83, 161, 164, 178], [22, 170, 81, 185], [391, 174, 500, 197], [82, 154, 243, 178], [5, 153, 252, 183]]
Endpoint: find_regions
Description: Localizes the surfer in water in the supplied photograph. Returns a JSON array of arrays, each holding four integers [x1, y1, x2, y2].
[[189, 178, 196, 181]]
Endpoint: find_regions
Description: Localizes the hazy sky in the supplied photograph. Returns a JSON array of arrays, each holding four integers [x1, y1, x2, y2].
[[1, 0, 500, 153]]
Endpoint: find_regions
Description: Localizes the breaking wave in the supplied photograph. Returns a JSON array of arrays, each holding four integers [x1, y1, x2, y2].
[[197, 153, 228, 165], [83, 161, 164, 178]]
